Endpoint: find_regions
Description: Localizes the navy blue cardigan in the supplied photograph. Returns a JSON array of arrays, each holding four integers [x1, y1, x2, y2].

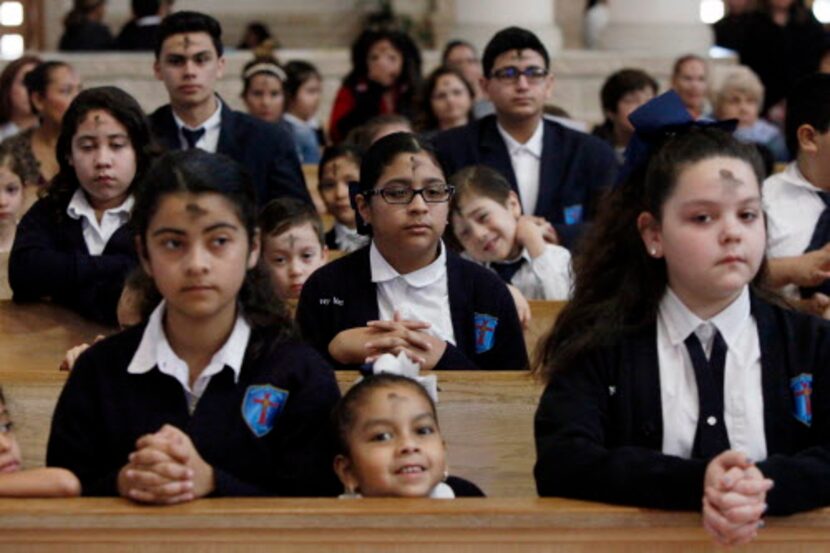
[[47, 324, 342, 497], [149, 102, 311, 207], [9, 196, 136, 325], [535, 293, 830, 515], [432, 115, 617, 249], [296, 246, 528, 371]]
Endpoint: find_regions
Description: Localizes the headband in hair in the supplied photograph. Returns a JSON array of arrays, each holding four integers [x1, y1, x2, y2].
[[243, 62, 287, 83], [617, 90, 737, 186]]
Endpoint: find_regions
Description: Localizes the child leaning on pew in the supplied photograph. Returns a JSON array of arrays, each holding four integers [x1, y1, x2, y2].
[[47, 150, 341, 502], [0, 386, 79, 497], [333, 373, 483, 497], [259, 197, 328, 301], [448, 165, 572, 302], [296, 132, 527, 371], [534, 91, 830, 547]]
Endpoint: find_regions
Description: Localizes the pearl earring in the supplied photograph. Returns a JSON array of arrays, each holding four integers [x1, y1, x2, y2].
[[650, 248, 657, 257]]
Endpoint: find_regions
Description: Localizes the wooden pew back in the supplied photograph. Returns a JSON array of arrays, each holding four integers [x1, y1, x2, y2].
[[0, 301, 564, 496]]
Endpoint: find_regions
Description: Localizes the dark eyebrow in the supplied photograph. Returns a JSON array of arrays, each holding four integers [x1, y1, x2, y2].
[[204, 222, 240, 233], [152, 227, 186, 237]]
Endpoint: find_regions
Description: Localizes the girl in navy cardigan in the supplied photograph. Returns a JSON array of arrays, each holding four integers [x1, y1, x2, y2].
[[47, 149, 341, 502], [296, 132, 527, 371], [9, 86, 155, 324], [534, 92, 830, 547]]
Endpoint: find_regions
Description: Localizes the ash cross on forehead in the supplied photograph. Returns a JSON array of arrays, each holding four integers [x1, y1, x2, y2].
[[719, 168, 743, 190], [287, 233, 297, 249], [185, 202, 207, 217], [410, 154, 424, 175], [181, 35, 193, 50], [93, 113, 102, 126], [508, 49, 532, 62]]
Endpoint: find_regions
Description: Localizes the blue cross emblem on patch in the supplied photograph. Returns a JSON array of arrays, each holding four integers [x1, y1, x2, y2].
[[474, 313, 498, 354], [563, 204, 583, 226], [790, 373, 813, 427], [242, 385, 288, 438]]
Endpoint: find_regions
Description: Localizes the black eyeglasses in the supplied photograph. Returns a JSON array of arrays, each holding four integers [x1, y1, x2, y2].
[[490, 66, 549, 83], [364, 184, 455, 205]]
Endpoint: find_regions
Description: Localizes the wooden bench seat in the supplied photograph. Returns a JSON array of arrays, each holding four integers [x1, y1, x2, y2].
[[0, 300, 564, 496], [0, 497, 827, 552]]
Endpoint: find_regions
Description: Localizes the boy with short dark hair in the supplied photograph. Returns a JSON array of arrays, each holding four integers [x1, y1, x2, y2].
[[433, 26, 617, 250], [148, 11, 310, 207], [259, 197, 329, 301], [592, 68, 658, 163], [764, 73, 830, 316]]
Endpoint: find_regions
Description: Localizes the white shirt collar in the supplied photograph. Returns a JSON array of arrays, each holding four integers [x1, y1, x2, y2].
[[334, 223, 368, 251], [775, 161, 825, 193], [127, 300, 251, 389], [136, 15, 162, 27], [66, 188, 134, 221], [369, 240, 447, 289], [173, 97, 222, 134], [658, 286, 751, 353], [496, 119, 544, 158]]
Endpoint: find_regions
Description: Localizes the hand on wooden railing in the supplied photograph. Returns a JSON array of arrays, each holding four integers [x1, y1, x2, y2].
[[702, 450, 774, 547]]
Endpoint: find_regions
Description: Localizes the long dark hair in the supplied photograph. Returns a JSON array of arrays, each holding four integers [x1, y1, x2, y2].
[[533, 127, 766, 383], [0, 55, 41, 125], [44, 86, 155, 221], [344, 29, 422, 94], [416, 65, 474, 133], [131, 150, 297, 354]]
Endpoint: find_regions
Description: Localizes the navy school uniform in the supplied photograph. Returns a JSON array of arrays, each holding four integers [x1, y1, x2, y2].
[[46, 323, 342, 497], [432, 115, 618, 250], [446, 476, 486, 497], [296, 246, 528, 371], [534, 293, 830, 516], [8, 197, 136, 325], [149, 102, 311, 207]]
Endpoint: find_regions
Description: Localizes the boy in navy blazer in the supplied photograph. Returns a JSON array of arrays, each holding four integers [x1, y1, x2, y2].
[[433, 27, 617, 250], [148, 11, 310, 207]]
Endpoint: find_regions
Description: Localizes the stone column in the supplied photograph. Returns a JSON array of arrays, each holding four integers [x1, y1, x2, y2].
[[598, 0, 713, 54], [449, 0, 562, 54]]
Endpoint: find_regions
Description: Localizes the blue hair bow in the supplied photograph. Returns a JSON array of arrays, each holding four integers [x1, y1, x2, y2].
[[617, 90, 737, 185]]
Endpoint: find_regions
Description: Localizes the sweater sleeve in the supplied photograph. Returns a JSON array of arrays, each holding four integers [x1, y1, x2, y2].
[[46, 346, 122, 496], [9, 200, 134, 324], [534, 355, 708, 510]]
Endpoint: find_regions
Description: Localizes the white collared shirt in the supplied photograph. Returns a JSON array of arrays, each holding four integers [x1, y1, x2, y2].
[[369, 240, 455, 344], [66, 188, 133, 255], [126, 300, 252, 413], [135, 15, 162, 27], [173, 97, 222, 153], [764, 162, 828, 297], [497, 120, 544, 216], [485, 244, 572, 300], [656, 286, 766, 461], [334, 223, 369, 253]]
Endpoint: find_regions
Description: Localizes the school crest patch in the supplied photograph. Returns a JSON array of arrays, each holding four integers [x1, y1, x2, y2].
[[563, 204, 583, 226], [790, 373, 813, 427], [242, 385, 288, 438], [474, 313, 498, 354]]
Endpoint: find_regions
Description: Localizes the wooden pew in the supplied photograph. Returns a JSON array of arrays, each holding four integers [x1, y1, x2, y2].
[[0, 300, 564, 496], [526, 300, 566, 360], [0, 300, 545, 496], [3, 369, 541, 497], [0, 497, 827, 552]]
